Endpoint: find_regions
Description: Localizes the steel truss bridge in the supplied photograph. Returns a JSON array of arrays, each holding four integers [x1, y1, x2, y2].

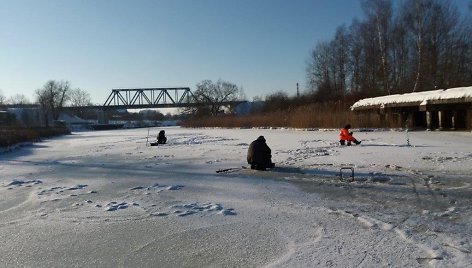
[[1, 87, 245, 111], [103, 87, 198, 109]]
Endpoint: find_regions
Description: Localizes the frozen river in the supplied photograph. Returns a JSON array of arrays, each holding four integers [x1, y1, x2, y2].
[[1, 127, 471, 267]]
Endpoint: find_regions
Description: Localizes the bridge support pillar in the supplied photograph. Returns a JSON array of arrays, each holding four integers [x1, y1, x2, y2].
[[97, 110, 107, 124]]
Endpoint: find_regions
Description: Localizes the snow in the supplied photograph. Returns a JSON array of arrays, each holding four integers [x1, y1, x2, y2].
[[1, 126, 472, 267], [351, 86, 472, 109]]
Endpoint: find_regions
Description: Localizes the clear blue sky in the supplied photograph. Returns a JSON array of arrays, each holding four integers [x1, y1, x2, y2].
[[1, 0, 470, 105]]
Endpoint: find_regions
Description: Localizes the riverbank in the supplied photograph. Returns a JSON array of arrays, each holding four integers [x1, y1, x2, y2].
[[0, 126, 70, 148]]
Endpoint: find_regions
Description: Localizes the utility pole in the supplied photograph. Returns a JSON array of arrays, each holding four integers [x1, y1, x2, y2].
[[296, 83, 300, 98]]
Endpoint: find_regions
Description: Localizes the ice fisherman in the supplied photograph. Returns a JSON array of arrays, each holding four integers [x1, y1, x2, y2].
[[157, 130, 167, 144], [247, 136, 275, 170], [339, 124, 361, 146]]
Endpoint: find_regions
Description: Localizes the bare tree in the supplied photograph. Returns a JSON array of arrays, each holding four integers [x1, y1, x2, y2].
[[399, 0, 469, 91], [36, 80, 70, 126], [429, 1, 460, 88], [348, 19, 364, 96], [66, 88, 93, 119], [8, 94, 30, 105], [362, 0, 393, 94], [306, 0, 471, 101], [403, 0, 431, 92], [462, 8, 472, 83], [139, 109, 165, 121], [306, 41, 335, 101], [332, 25, 351, 99], [0, 90, 5, 105], [307, 26, 352, 103], [191, 79, 243, 116], [263, 91, 290, 112], [68, 88, 92, 107], [391, 12, 410, 93]]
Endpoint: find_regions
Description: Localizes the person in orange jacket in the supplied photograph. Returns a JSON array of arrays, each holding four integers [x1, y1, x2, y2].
[[339, 124, 361, 146]]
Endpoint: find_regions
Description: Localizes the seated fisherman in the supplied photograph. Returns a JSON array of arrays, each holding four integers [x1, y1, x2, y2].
[[247, 136, 275, 170], [339, 124, 361, 146], [157, 130, 167, 144]]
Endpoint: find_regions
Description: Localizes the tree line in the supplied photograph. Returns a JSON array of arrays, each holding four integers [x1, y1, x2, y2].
[[0, 82, 91, 108], [0, 80, 93, 126], [1, 78, 245, 125], [182, 79, 245, 117], [306, 0, 472, 103], [34, 80, 92, 126]]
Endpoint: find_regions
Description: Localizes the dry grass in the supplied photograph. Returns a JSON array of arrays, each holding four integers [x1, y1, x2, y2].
[[182, 103, 403, 129], [0, 126, 71, 147]]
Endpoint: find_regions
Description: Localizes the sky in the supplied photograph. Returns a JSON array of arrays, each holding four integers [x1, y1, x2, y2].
[[1, 0, 471, 105]]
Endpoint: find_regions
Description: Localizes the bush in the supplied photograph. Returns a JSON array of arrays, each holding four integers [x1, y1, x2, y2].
[[0, 126, 71, 147], [181, 103, 402, 129]]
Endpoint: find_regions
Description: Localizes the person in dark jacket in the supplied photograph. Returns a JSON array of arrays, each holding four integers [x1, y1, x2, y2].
[[157, 130, 167, 144], [247, 136, 275, 170]]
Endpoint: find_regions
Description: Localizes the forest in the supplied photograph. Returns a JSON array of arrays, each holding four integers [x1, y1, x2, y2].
[[306, 0, 472, 102], [184, 0, 472, 128]]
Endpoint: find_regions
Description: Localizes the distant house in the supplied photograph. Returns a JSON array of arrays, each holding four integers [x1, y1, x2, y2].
[[3, 108, 93, 130], [6, 108, 42, 127], [234, 101, 263, 115], [57, 113, 93, 131], [351, 86, 472, 130], [0, 110, 15, 126]]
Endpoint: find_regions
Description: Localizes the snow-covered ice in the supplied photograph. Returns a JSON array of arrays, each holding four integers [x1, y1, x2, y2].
[[0, 127, 471, 267]]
